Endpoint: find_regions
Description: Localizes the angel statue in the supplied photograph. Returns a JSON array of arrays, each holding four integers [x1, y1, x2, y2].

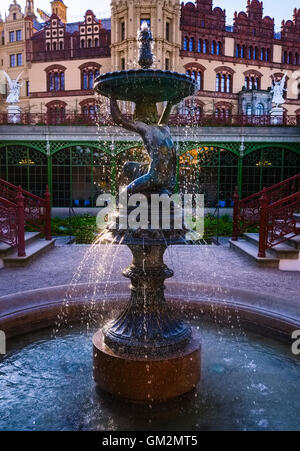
[[4, 71, 23, 104], [271, 73, 287, 108]]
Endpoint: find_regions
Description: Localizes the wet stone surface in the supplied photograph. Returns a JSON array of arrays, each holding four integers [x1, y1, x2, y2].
[[0, 244, 299, 302]]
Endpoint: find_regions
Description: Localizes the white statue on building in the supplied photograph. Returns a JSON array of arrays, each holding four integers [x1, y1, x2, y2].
[[4, 71, 23, 104], [271, 73, 287, 107]]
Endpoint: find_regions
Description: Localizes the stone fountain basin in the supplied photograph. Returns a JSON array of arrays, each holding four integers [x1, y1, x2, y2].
[[94, 70, 198, 103], [0, 282, 299, 341]]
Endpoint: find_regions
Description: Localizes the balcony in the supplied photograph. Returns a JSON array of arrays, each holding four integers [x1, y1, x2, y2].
[[0, 112, 299, 127]]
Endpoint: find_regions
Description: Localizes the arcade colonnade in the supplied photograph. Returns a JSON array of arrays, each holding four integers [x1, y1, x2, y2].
[[0, 141, 299, 208]]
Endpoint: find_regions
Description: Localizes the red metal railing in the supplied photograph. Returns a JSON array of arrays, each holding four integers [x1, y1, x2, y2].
[[232, 174, 300, 241], [0, 112, 299, 127], [258, 190, 300, 258], [0, 196, 18, 249], [0, 179, 52, 256]]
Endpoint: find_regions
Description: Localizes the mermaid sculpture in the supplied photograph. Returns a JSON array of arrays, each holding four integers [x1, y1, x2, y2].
[[110, 98, 177, 195]]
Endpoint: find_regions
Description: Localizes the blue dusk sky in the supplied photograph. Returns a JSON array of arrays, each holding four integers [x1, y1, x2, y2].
[[0, 0, 298, 31]]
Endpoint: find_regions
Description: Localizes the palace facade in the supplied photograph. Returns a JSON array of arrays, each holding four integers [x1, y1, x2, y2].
[[0, 1, 300, 209], [0, 0, 299, 117]]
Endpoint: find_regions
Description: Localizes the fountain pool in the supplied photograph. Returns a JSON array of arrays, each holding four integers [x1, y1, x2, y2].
[[0, 319, 299, 431]]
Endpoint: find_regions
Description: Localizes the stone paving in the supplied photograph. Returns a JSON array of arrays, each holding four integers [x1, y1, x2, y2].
[[0, 243, 299, 301]]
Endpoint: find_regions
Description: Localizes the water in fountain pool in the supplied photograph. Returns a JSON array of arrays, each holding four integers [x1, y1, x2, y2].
[[0, 321, 299, 431]]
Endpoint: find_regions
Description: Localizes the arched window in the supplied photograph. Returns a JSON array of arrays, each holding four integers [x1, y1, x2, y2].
[[221, 74, 226, 92], [81, 39, 85, 49], [83, 71, 88, 90], [185, 66, 204, 90], [53, 41, 57, 51], [189, 38, 194, 52], [215, 103, 232, 119], [236, 44, 240, 58], [283, 51, 288, 64], [95, 38, 99, 47], [184, 37, 188, 51], [80, 63, 101, 90], [179, 99, 203, 118], [254, 47, 258, 60], [217, 42, 222, 56], [226, 75, 231, 93], [198, 39, 202, 53], [246, 104, 252, 116], [46, 101, 67, 124], [197, 72, 202, 89], [46, 42, 50, 52], [211, 41, 216, 55], [203, 40, 208, 54], [216, 73, 221, 91], [248, 46, 253, 60], [241, 45, 245, 58], [288, 52, 293, 65], [59, 41, 64, 50], [89, 71, 94, 88], [256, 103, 264, 116], [80, 99, 99, 119], [46, 65, 66, 92], [244, 71, 262, 90], [260, 48, 265, 61], [266, 49, 271, 62], [215, 68, 234, 93], [88, 39, 92, 48]]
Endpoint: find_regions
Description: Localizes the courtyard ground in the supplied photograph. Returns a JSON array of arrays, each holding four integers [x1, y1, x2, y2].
[[0, 243, 299, 302]]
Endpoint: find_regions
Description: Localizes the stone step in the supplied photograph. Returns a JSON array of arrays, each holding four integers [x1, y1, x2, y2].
[[285, 234, 300, 250], [229, 239, 279, 268], [0, 232, 42, 258], [243, 233, 299, 260], [3, 238, 56, 268]]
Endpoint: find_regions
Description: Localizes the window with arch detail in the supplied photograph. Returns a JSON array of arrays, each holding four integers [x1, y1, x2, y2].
[[216, 70, 233, 93], [256, 103, 265, 116], [245, 75, 260, 90], [80, 63, 101, 90], [80, 99, 99, 119], [46, 66, 66, 92], [46, 101, 66, 124], [185, 65, 205, 91]]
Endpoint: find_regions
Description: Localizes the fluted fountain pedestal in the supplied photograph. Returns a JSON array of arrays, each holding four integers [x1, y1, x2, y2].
[[93, 244, 201, 402], [93, 22, 200, 403]]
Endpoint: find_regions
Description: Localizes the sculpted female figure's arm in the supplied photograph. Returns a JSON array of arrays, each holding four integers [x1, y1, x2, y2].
[[110, 98, 148, 135]]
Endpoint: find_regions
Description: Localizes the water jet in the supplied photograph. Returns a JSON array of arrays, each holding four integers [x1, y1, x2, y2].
[[93, 22, 200, 402]]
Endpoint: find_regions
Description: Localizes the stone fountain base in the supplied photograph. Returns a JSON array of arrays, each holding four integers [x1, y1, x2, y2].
[[93, 330, 201, 403], [93, 241, 201, 403]]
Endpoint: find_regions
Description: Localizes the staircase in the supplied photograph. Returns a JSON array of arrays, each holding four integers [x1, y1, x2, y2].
[[229, 175, 300, 271], [0, 179, 55, 268]]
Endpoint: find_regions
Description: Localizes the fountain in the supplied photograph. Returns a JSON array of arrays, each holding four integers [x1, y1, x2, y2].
[[93, 22, 200, 402]]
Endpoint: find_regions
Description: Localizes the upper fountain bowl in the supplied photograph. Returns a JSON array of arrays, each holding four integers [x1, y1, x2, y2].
[[94, 69, 198, 104]]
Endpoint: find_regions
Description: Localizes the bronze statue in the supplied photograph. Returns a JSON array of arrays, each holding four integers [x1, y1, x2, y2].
[[110, 98, 177, 195]]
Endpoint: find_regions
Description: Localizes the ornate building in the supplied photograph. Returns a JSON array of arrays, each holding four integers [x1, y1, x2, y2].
[[0, 0, 299, 209], [0, 0, 33, 111], [0, 0, 299, 117], [179, 0, 300, 116]]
